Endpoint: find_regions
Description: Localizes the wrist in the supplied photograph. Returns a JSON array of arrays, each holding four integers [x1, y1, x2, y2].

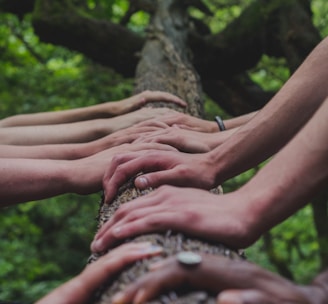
[[64, 159, 98, 195], [236, 179, 285, 239], [298, 283, 328, 304]]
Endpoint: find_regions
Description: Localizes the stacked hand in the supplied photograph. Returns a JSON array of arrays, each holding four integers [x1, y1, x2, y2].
[[36, 242, 163, 304], [111, 253, 322, 304], [91, 186, 258, 253]]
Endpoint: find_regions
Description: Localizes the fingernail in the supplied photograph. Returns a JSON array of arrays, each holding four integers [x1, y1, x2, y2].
[[148, 260, 165, 270], [142, 245, 162, 254], [136, 176, 148, 188], [134, 288, 146, 304], [217, 292, 243, 304], [91, 239, 103, 252], [112, 292, 125, 304], [113, 226, 121, 237]]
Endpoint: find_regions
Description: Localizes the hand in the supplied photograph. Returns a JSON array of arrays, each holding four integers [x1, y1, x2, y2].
[[36, 242, 163, 304], [71, 143, 178, 195], [111, 253, 319, 304], [109, 107, 177, 132], [136, 111, 218, 133], [134, 125, 225, 153], [91, 186, 257, 253], [111, 90, 187, 115], [102, 148, 218, 204], [96, 123, 168, 152]]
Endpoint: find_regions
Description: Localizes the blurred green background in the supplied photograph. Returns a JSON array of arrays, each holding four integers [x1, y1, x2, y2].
[[0, 0, 327, 302]]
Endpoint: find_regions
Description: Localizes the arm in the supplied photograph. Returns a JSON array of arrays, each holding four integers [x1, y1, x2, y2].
[[0, 107, 175, 145], [36, 242, 162, 304], [208, 36, 328, 184], [0, 124, 164, 159], [95, 97, 328, 252], [223, 110, 257, 130], [0, 91, 186, 127], [0, 142, 176, 207], [134, 126, 238, 153], [102, 36, 328, 198], [110, 254, 328, 304]]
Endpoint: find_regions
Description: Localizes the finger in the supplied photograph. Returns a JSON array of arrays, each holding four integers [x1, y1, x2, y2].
[[217, 289, 275, 304], [135, 168, 188, 189], [92, 191, 165, 251], [80, 242, 163, 292], [103, 153, 141, 203], [92, 206, 175, 252], [112, 257, 184, 304], [104, 152, 175, 203], [147, 91, 187, 107]]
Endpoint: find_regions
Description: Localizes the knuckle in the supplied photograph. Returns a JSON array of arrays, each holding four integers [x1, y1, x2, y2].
[[176, 165, 190, 177], [111, 155, 124, 166]]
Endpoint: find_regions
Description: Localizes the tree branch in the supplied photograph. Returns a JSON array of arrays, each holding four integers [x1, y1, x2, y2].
[[32, 0, 145, 77]]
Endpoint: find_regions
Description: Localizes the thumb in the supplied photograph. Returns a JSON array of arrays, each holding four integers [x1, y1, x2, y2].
[[217, 289, 274, 304]]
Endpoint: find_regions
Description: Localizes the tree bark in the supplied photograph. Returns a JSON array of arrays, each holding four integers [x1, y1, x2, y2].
[[88, 1, 242, 303]]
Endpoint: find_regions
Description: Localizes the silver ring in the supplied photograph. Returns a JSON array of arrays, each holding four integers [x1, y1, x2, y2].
[[177, 251, 202, 267]]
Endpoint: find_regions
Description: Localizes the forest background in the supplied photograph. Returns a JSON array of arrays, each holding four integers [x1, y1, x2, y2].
[[0, 0, 327, 302]]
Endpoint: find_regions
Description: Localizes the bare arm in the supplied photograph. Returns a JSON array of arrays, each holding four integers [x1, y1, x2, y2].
[[210, 36, 328, 184], [0, 107, 174, 145], [102, 37, 328, 199], [36, 243, 162, 304], [238, 96, 328, 238], [0, 91, 186, 127], [223, 111, 257, 130], [0, 143, 176, 207], [0, 124, 163, 159], [96, 98, 328, 252]]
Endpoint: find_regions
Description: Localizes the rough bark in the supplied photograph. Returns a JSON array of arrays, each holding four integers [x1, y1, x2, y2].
[[88, 1, 242, 303]]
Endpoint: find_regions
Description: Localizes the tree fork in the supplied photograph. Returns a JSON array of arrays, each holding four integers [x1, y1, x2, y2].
[[89, 1, 242, 303]]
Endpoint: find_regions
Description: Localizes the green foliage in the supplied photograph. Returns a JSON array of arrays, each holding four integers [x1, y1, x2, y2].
[[312, 0, 328, 37], [1, 0, 328, 302], [246, 205, 320, 284], [0, 10, 133, 303]]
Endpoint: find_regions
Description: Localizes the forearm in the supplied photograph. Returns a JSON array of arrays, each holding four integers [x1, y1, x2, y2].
[[0, 156, 105, 207], [224, 111, 257, 130], [238, 98, 328, 237], [210, 37, 328, 183], [0, 142, 97, 159], [0, 119, 109, 145], [0, 103, 116, 127], [206, 127, 239, 150], [0, 159, 73, 206]]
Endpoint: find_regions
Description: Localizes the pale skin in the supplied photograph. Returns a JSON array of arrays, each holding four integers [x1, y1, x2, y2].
[[0, 124, 164, 159], [0, 142, 176, 207], [0, 107, 177, 145], [0, 90, 187, 145], [93, 97, 328, 251], [133, 111, 257, 153], [134, 125, 237, 153], [35, 242, 163, 304], [102, 36, 328, 203], [89, 96, 328, 304], [0, 90, 186, 127]]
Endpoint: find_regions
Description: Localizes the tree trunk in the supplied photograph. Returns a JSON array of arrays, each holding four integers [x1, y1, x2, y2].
[[88, 1, 242, 303]]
